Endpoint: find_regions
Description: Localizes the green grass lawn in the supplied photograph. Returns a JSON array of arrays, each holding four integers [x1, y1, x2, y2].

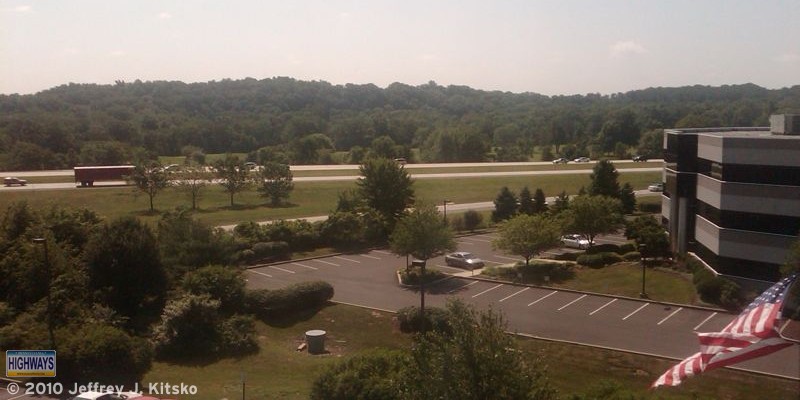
[[555, 263, 698, 304], [142, 304, 798, 400], [0, 171, 660, 227]]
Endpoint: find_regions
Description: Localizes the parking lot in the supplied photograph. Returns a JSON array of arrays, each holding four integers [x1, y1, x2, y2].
[[246, 233, 800, 379]]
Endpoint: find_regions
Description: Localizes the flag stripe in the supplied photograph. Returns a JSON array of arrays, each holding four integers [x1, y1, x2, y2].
[[652, 273, 797, 388]]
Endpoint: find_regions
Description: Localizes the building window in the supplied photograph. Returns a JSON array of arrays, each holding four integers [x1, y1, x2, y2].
[[696, 200, 800, 236]]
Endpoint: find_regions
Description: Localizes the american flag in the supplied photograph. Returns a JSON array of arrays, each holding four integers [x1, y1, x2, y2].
[[652, 273, 798, 388]]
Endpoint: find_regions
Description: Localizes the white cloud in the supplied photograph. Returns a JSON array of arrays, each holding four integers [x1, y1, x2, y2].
[[338, 11, 351, 19], [109, 50, 126, 57], [774, 53, 800, 63], [14, 5, 32, 12], [610, 40, 646, 56], [157, 12, 172, 20]]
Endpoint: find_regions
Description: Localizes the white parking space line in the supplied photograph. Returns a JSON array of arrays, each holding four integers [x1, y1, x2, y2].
[[657, 307, 683, 325], [499, 287, 529, 302], [373, 250, 393, 255], [312, 259, 340, 266], [268, 265, 296, 274], [622, 303, 649, 320], [494, 255, 521, 261], [694, 312, 718, 331], [334, 255, 361, 263], [360, 254, 382, 260], [472, 284, 503, 298], [589, 299, 617, 315], [448, 280, 479, 294], [528, 290, 558, 306], [558, 294, 587, 311], [292, 262, 318, 270], [248, 270, 273, 278]]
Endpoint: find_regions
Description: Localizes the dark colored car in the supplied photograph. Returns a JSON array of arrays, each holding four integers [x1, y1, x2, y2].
[[633, 155, 648, 162], [3, 177, 27, 186]]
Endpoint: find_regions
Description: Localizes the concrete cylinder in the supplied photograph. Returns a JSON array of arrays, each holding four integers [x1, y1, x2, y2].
[[305, 329, 326, 354]]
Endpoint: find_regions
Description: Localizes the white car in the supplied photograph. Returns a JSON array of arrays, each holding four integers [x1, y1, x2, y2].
[[561, 234, 590, 250], [648, 182, 664, 192], [573, 157, 590, 163], [70, 391, 142, 400], [445, 252, 485, 269]]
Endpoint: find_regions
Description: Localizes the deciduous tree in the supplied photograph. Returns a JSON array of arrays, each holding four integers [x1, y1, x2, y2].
[[566, 195, 624, 246], [493, 214, 561, 267], [357, 157, 414, 229], [130, 161, 169, 212], [256, 162, 294, 206], [213, 155, 251, 207]]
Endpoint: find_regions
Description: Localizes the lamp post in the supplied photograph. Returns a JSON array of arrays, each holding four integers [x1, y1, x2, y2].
[[639, 244, 647, 299], [32, 237, 56, 349], [442, 199, 449, 223]]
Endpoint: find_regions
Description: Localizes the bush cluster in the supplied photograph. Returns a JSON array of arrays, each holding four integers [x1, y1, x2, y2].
[[399, 267, 445, 286], [246, 281, 334, 319], [692, 268, 744, 310], [483, 261, 575, 284], [577, 252, 623, 268], [585, 242, 636, 255], [396, 306, 452, 334], [622, 251, 642, 261]]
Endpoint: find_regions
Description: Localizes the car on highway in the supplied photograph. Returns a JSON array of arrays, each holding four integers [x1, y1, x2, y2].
[[648, 182, 664, 192], [552, 157, 569, 164], [394, 157, 407, 165], [3, 177, 27, 186], [561, 234, 590, 250], [445, 251, 485, 269], [573, 157, 590, 163], [632, 155, 648, 162]]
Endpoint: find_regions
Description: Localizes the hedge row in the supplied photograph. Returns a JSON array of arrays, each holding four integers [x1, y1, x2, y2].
[[577, 252, 623, 268], [399, 268, 446, 286], [246, 281, 334, 319], [585, 243, 636, 255]]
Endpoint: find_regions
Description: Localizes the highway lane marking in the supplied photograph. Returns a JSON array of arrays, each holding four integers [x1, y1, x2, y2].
[[448, 280, 479, 294], [472, 284, 503, 298], [360, 254, 382, 260], [334, 256, 361, 263], [268, 265, 296, 274], [373, 250, 393, 255], [499, 287, 529, 302], [528, 290, 558, 306], [292, 262, 318, 270], [558, 294, 587, 311], [589, 299, 617, 315], [312, 259, 340, 266], [657, 307, 684, 325], [694, 312, 718, 331], [622, 303, 649, 320], [248, 270, 273, 278]]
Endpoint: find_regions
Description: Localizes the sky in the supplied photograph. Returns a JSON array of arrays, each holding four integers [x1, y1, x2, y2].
[[1, 0, 798, 96]]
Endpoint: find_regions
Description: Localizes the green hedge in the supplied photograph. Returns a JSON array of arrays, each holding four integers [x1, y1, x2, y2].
[[399, 268, 445, 286], [577, 252, 623, 268], [246, 281, 334, 319], [553, 252, 579, 261], [396, 306, 451, 334], [622, 251, 642, 261], [638, 202, 662, 214], [586, 244, 621, 255], [482, 260, 575, 284], [692, 268, 744, 310]]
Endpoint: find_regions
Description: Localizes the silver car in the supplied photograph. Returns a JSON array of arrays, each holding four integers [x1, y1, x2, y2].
[[445, 252, 485, 269], [561, 234, 590, 250]]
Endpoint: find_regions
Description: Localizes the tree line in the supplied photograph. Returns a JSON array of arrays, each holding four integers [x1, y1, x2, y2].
[[1, 78, 798, 170]]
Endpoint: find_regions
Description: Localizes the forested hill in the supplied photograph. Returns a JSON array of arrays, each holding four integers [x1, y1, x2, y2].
[[1, 78, 798, 170]]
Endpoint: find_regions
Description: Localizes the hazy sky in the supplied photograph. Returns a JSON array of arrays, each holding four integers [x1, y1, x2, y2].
[[1, 0, 798, 96]]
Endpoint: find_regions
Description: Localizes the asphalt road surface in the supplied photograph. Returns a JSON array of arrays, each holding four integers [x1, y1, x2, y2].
[[245, 232, 800, 380]]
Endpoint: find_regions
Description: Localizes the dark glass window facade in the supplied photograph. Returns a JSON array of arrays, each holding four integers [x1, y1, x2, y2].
[[697, 159, 800, 186], [696, 200, 800, 236], [664, 132, 698, 173], [694, 242, 781, 281]]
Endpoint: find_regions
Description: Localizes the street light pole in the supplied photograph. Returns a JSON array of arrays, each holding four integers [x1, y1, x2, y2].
[[639, 244, 647, 299], [442, 199, 449, 223], [33, 237, 56, 349]]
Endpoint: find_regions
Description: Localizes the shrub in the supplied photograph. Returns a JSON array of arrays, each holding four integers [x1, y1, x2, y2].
[[622, 251, 642, 261], [586, 243, 622, 255], [399, 267, 445, 286], [554, 252, 580, 261], [218, 314, 258, 355], [693, 269, 744, 310], [58, 324, 153, 386], [396, 306, 451, 334], [250, 241, 290, 261], [463, 210, 483, 232], [618, 242, 637, 254], [311, 349, 408, 400], [246, 281, 334, 319], [577, 252, 623, 268], [181, 265, 246, 313], [638, 202, 661, 214], [481, 261, 575, 284]]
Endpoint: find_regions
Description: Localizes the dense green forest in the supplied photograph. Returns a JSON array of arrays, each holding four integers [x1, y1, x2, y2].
[[1, 78, 798, 170]]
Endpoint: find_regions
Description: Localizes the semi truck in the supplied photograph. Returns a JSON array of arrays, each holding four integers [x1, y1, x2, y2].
[[74, 165, 135, 187]]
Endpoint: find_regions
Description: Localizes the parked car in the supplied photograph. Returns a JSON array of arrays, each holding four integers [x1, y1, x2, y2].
[[632, 155, 648, 162], [648, 182, 664, 192], [561, 234, 590, 250], [3, 177, 27, 186], [573, 157, 591, 163], [394, 157, 407, 165], [552, 157, 569, 164], [445, 252, 485, 269]]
